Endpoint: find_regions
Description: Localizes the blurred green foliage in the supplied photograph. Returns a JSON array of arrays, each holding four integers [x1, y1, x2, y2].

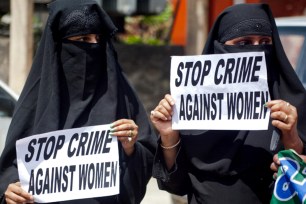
[[117, 2, 173, 45]]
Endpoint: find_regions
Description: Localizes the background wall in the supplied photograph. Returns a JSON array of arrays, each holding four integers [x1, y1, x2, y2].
[[114, 43, 184, 114]]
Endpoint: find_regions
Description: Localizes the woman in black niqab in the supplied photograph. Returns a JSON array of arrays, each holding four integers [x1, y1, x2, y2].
[[150, 3, 306, 204], [0, 0, 156, 203]]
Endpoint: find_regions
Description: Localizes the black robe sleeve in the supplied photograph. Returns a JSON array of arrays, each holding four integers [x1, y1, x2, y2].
[[116, 82, 157, 204], [152, 138, 191, 196], [119, 142, 154, 204]]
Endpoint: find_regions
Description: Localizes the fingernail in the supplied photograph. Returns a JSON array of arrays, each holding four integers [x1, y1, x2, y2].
[[263, 102, 268, 107], [110, 128, 115, 133]]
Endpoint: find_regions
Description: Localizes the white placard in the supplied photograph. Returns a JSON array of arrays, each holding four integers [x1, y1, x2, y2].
[[16, 124, 119, 203], [170, 52, 270, 130]]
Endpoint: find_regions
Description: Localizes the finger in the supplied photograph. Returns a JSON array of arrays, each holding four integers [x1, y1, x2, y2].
[[111, 128, 138, 138], [164, 94, 175, 106], [272, 172, 278, 180], [271, 111, 297, 132], [151, 107, 171, 121], [267, 100, 296, 115], [111, 119, 134, 127], [111, 120, 137, 132], [269, 101, 287, 112], [265, 100, 284, 108], [114, 123, 135, 131], [5, 184, 33, 203], [5, 193, 27, 204], [111, 129, 129, 137], [158, 99, 174, 116], [270, 111, 289, 123], [270, 162, 279, 172], [283, 101, 295, 112], [271, 120, 291, 132], [300, 154, 306, 162], [150, 95, 176, 121], [19, 190, 33, 202], [272, 154, 280, 165], [159, 98, 173, 112]]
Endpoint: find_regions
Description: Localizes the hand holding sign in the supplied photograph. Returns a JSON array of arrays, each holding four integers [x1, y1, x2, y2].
[[150, 94, 179, 145], [266, 100, 302, 153], [150, 94, 180, 170], [4, 182, 34, 204], [110, 119, 139, 156]]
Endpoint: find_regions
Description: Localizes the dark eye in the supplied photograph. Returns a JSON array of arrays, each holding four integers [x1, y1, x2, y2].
[[83, 36, 92, 42], [236, 40, 251, 46], [260, 38, 272, 45], [67, 36, 86, 42]]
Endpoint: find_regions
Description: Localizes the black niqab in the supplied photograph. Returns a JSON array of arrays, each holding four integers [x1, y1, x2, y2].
[[0, 0, 156, 203]]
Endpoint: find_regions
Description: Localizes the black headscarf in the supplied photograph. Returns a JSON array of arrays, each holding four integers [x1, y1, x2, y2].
[[216, 5, 272, 43], [177, 3, 306, 202], [0, 0, 156, 203]]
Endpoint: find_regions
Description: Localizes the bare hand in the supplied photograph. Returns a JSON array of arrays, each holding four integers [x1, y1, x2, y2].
[[150, 94, 179, 146], [266, 100, 303, 153], [5, 182, 34, 204], [110, 119, 138, 156], [270, 153, 306, 180], [270, 154, 280, 180]]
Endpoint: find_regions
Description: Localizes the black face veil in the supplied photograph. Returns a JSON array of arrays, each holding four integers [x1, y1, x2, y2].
[[0, 0, 156, 199]]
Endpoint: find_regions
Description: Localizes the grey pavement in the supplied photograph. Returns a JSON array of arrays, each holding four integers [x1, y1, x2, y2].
[[141, 178, 173, 204]]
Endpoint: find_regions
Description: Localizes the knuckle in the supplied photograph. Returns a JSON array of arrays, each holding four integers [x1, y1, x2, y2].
[[161, 101, 168, 107], [157, 104, 163, 110], [159, 99, 165, 106]]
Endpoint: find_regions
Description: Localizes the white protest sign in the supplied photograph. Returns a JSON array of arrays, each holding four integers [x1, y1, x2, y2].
[[171, 52, 270, 130], [16, 124, 119, 203]]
